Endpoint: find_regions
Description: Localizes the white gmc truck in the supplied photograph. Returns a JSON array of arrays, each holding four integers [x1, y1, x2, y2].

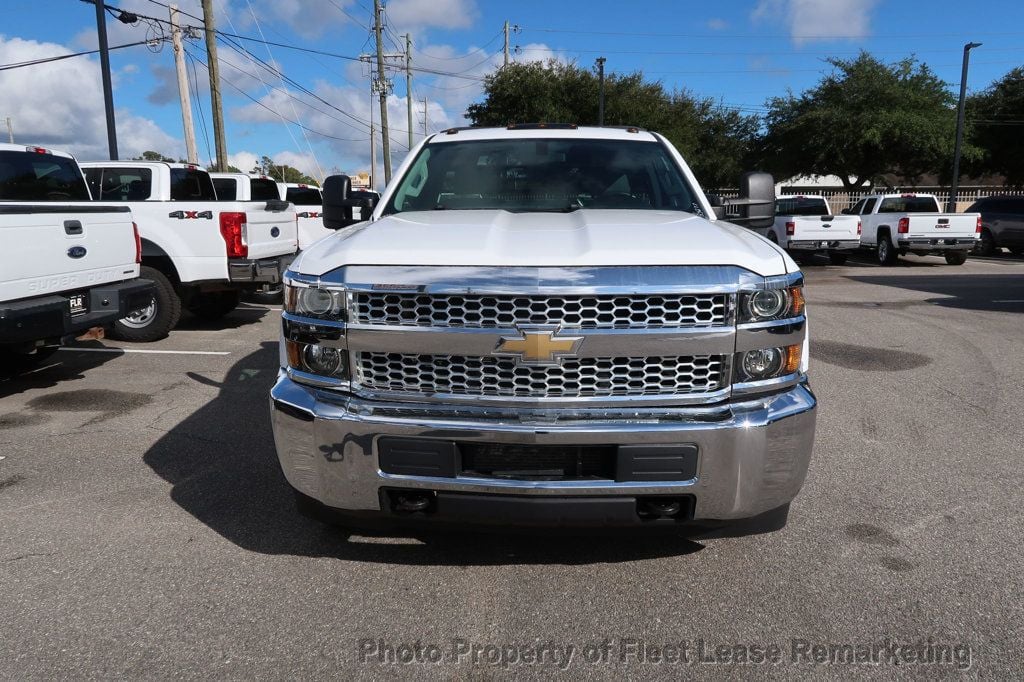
[[1, 144, 153, 368], [81, 161, 298, 340], [269, 125, 817, 536], [851, 193, 979, 265], [763, 195, 861, 265]]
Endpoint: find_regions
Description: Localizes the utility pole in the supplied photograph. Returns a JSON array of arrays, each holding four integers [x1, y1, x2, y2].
[[94, 0, 118, 159], [949, 41, 982, 212], [369, 87, 376, 191], [201, 0, 228, 171], [504, 20, 510, 67], [404, 33, 414, 150], [169, 5, 199, 164], [373, 0, 392, 184], [422, 97, 428, 137], [596, 57, 606, 126], [5, 117, 12, 144]]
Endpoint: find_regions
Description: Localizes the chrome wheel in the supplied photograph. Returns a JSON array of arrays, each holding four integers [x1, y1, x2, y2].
[[120, 297, 157, 329]]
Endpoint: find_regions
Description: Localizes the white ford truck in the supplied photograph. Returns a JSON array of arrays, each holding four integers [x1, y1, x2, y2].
[[1, 144, 153, 368], [269, 125, 817, 536], [762, 195, 861, 265], [277, 182, 332, 250], [851, 193, 979, 265], [81, 162, 298, 340]]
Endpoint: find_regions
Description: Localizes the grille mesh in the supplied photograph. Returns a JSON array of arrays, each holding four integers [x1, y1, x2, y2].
[[355, 352, 727, 399], [352, 293, 729, 329]]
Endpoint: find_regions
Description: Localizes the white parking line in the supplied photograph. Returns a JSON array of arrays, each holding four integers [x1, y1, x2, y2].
[[58, 347, 231, 356], [993, 300, 1024, 303]]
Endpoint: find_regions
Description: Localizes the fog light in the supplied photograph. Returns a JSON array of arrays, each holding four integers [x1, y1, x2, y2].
[[741, 347, 783, 380], [302, 343, 344, 375]]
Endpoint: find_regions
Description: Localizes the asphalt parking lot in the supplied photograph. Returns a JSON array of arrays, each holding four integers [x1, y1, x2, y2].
[[2, 252, 1023, 678]]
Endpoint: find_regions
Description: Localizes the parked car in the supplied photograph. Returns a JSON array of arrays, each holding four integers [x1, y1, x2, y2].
[[757, 195, 861, 265], [270, 124, 816, 537], [966, 195, 1024, 257], [1, 144, 153, 368], [849, 193, 979, 265], [81, 161, 298, 341]]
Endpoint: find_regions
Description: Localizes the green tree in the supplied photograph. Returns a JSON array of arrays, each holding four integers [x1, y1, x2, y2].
[[249, 155, 318, 184], [465, 61, 759, 188], [968, 67, 1024, 186], [757, 53, 968, 189], [133, 150, 177, 162]]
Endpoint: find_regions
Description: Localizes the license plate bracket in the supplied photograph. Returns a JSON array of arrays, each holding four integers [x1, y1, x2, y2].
[[68, 293, 87, 316]]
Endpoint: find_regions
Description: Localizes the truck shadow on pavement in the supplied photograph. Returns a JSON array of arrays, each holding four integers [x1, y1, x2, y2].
[[0, 346, 120, 399], [846, 274, 1024, 314], [142, 342, 705, 565]]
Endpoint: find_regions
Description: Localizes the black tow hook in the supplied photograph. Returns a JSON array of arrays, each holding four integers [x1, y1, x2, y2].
[[393, 492, 432, 513], [638, 498, 683, 518]]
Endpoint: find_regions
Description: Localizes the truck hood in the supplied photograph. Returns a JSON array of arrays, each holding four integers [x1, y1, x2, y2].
[[292, 209, 792, 277]]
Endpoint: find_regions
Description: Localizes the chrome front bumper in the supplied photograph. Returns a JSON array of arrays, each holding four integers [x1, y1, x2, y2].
[[269, 373, 817, 524]]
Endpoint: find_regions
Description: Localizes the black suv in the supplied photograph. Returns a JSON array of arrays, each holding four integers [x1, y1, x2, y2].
[[967, 195, 1024, 256]]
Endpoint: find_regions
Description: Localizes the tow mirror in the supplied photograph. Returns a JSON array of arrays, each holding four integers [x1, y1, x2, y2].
[[715, 172, 775, 228], [322, 175, 373, 230], [707, 194, 728, 220]]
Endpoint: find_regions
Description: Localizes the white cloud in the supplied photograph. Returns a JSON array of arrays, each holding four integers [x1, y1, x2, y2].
[[386, 0, 479, 31], [752, 0, 879, 43], [228, 151, 260, 173], [707, 18, 728, 31], [0, 36, 180, 161]]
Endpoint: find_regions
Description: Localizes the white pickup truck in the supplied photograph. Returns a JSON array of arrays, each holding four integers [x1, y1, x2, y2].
[[762, 195, 861, 265], [80, 161, 298, 341], [270, 125, 817, 537], [1, 144, 153, 368], [276, 182, 331, 250], [850, 193, 980, 265]]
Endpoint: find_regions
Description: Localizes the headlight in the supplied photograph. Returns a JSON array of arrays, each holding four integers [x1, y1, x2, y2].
[[284, 281, 346, 319], [739, 286, 804, 323], [285, 339, 349, 381], [735, 344, 802, 383]]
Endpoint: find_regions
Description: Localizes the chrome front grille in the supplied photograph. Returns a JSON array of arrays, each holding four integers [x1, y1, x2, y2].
[[352, 293, 729, 329], [355, 352, 728, 399]]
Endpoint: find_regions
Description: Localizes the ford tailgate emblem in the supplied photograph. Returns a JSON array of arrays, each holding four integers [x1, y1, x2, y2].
[[67, 246, 87, 259]]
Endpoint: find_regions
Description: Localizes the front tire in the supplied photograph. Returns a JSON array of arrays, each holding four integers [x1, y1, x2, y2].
[[944, 251, 968, 265], [877, 234, 898, 265], [109, 265, 181, 342]]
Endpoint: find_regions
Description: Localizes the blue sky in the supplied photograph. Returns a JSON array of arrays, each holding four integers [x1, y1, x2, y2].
[[2, 0, 1022, 187]]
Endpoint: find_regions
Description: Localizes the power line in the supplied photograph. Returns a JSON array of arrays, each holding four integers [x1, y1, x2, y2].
[[0, 39, 157, 72], [523, 26, 1024, 40], [183, 47, 366, 142]]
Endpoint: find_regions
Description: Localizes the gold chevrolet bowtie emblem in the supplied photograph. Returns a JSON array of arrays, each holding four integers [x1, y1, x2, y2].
[[494, 327, 584, 366]]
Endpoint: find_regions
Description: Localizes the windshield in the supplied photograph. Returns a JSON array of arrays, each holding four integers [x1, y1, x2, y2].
[[0, 151, 90, 201], [776, 197, 830, 216], [382, 138, 700, 215], [286, 186, 322, 206]]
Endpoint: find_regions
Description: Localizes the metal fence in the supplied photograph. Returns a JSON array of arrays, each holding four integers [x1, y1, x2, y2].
[[708, 186, 1024, 213]]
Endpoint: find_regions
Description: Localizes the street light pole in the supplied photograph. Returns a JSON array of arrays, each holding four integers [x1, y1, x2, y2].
[[949, 41, 981, 212], [596, 57, 606, 126]]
